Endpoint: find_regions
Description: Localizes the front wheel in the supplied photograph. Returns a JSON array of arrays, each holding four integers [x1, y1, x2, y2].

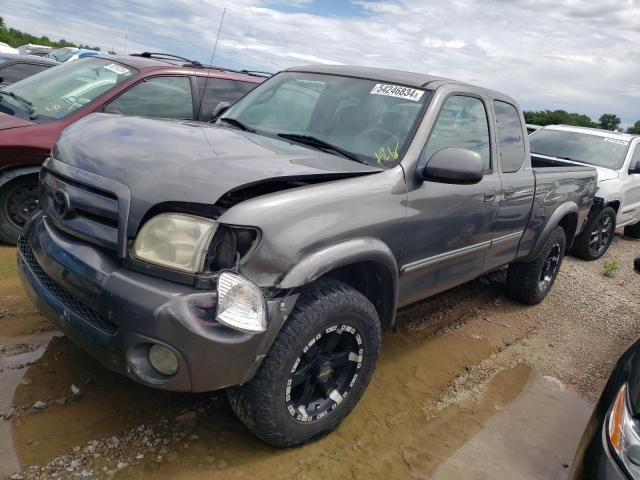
[[0, 176, 39, 245], [506, 225, 566, 305], [227, 279, 381, 447], [571, 207, 616, 260]]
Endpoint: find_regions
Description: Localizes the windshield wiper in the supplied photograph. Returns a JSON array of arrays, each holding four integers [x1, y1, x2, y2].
[[217, 117, 255, 133], [277, 133, 365, 164], [0, 90, 36, 117]]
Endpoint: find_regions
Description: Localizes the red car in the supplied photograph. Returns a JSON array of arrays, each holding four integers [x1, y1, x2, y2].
[[0, 52, 266, 244]]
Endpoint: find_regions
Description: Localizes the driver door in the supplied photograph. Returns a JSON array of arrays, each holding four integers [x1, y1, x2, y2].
[[399, 94, 501, 306]]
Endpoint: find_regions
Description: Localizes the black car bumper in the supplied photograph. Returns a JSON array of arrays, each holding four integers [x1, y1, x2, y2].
[[18, 212, 290, 392]]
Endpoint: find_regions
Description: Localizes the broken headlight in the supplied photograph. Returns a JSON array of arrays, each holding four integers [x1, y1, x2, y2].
[[132, 213, 218, 273]]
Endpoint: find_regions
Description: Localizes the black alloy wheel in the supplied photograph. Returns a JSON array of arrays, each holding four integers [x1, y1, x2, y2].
[[539, 242, 561, 291], [589, 214, 614, 258], [286, 324, 363, 422]]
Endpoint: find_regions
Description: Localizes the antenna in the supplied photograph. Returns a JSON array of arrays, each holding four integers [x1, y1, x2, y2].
[[197, 7, 227, 121]]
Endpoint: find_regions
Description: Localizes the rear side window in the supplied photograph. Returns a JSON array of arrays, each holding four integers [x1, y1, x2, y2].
[[0, 63, 51, 83], [494, 101, 526, 173], [106, 76, 194, 120], [420, 95, 491, 171], [196, 77, 257, 121]]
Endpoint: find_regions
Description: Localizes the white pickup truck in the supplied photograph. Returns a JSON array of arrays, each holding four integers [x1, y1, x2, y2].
[[530, 125, 640, 260]]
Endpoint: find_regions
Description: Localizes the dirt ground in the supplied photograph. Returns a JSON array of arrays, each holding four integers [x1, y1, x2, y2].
[[1, 232, 639, 480]]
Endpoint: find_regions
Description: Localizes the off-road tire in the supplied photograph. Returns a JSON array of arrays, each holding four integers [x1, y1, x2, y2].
[[506, 225, 566, 305], [624, 222, 640, 239], [0, 176, 39, 245], [227, 278, 381, 448], [571, 207, 616, 260]]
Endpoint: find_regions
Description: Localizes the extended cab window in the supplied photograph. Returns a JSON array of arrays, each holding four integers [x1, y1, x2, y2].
[[196, 77, 257, 121], [494, 100, 526, 173], [106, 76, 194, 120], [421, 95, 491, 170]]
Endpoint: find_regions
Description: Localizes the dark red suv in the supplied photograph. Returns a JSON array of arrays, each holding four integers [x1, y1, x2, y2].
[[0, 52, 266, 244]]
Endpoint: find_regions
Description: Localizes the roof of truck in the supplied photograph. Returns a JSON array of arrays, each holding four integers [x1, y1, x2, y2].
[[542, 124, 639, 141], [286, 65, 518, 104]]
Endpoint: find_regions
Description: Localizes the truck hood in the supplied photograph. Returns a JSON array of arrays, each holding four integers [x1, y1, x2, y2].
[[0, 112, 37, 130], [54, 114, 381, 226]]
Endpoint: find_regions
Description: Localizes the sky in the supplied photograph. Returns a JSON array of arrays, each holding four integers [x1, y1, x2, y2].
[[3, 0, 640, 126]]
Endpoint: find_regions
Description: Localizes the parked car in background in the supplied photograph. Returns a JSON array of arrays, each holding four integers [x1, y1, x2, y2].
[[0, 42, 18, 55], [17, 65, 597, 447], [46, 47, 100, 63], [570, 335, 640, 479], [0, 54, 59, 87], [0, 52, 266, 243], [17, 44, 52, 56], [526, 124, 541, 134], [530, 125, 640, 260]]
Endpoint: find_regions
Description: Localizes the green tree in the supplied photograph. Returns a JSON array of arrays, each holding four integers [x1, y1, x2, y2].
[[523, 109, 598, 128], [627, 121, 640, 134], [0, 17, 99, 50], [599, 114, 621, 131]]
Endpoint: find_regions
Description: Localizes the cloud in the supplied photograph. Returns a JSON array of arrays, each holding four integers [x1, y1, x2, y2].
[[2, 0, 640, 126]]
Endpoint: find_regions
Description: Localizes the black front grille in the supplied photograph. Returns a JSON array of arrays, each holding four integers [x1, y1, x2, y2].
[[18, 237, 118, 335], [40, 169, 120, 252]]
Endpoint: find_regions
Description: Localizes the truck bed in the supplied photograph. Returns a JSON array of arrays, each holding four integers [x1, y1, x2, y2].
[[516, 156, 597, 261]]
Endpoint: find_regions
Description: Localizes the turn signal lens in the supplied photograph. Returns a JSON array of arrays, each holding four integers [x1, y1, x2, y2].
[[216, 272, 266, 333], [607, 384, 640, 478]]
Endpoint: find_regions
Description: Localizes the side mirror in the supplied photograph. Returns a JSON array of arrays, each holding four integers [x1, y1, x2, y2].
[[210, 101, 231, 122], [629, 165, 640, 175], [422, 148, 484, 184]]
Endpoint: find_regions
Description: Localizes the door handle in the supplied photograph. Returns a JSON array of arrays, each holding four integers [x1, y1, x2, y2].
[[503, 187, 515, 200], [484, 189, 496, 202]]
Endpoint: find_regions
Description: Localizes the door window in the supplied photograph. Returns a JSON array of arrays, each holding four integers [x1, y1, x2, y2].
[[630, 146, 640, 172], [196, 77, 257, 121], [420, 95, 491, 171], [494, 101, 526, 173], [106, 76, 194, 119], [0, 63, 51, 83]]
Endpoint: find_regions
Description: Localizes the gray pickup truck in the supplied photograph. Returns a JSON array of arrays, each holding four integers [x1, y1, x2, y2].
[[18, 65, 597, 447]]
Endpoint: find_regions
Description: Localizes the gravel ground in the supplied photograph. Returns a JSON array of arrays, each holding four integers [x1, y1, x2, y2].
[[1, 232, 639, 480]]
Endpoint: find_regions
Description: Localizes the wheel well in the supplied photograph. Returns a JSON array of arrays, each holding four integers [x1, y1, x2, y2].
[[607, 201, 620, 213], [558, 212, 578, 245], [0, 171, 39, 191], [323, 261, 395, 330]]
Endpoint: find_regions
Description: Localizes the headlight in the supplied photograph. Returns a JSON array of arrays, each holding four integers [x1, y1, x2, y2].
[[132, 213, 218, 273], [608, 384, 640, 476], [216, 272, 266, 333]]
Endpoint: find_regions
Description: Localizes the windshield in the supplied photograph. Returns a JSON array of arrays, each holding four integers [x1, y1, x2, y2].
[[47, 47, 78, 62], [530, 129, 630, 170], [0, 57, 136, 122], [220, 72, 430, 167]]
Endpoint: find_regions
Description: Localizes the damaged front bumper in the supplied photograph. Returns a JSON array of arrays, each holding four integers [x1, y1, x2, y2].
[[17, 212, 296, 392]]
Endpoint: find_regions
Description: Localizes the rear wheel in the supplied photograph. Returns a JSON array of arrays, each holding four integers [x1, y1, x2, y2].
[[624, 222, 640, 239], [506, 225, 566, 305], [227, 279, 381, 447], [571, 207, 616, 261], [0, 176, 39, 245]]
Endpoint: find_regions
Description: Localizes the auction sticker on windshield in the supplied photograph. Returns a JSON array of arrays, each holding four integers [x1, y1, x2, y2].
[[104, 63, 130, 75], [604, 137, 629, 146], [370, 84, 424, 101]]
